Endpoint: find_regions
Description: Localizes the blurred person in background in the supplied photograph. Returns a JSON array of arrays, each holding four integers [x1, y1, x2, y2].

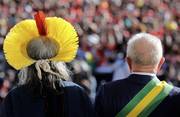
[[0, 11, 94, 117], [95, 33, 180, 117], [0, 79, 10, 104], [0, 70, 17, 105], [112, 52, 130, 81], [0, 78, 4, 104], [71, 59, 97, 102]]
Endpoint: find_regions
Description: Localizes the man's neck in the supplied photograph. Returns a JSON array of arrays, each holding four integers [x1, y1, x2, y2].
[[131, 71, 156, 76], [131, 65, 158, 74]]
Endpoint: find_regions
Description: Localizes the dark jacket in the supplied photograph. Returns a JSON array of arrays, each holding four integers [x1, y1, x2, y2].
[[0, 81, 95, 117], [95, 74, 180, 117]]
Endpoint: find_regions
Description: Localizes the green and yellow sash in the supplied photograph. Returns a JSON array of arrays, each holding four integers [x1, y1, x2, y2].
[[115, 77, 173, 117]]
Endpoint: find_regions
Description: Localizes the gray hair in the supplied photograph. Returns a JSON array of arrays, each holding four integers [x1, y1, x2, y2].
[[18, 36, 71, 86], [18, 62, 71, 85], [127, 33, 163, 66], [26, 37, 59, 60]]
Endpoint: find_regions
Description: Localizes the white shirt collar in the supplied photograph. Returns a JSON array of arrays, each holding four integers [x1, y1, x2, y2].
[[131, 72, 156, 77]]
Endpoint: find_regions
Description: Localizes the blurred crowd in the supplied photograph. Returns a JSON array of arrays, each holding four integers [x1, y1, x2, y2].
[[0, 0, 179, 102]]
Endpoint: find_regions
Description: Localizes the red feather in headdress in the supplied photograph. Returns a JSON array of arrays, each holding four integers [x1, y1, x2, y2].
[[34, 11, 47, 36]]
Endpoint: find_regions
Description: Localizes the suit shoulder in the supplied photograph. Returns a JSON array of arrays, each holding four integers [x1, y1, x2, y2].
[[63, 81, 84, 92], [6, 85, 27, 97], [98, 78, 129, 96], [169, 86, 180, 96], [63, 81, 90, 99], [103, 78, 129, 89]]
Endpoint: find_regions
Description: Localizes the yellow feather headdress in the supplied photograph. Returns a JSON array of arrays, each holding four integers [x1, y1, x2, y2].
[[3, 11, 79, 70]]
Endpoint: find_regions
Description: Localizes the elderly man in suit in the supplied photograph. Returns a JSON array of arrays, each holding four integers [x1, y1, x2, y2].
[[95, 33, 180, 117]]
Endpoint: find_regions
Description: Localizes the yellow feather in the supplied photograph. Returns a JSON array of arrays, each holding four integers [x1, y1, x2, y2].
[[4, 20, 38, 69], [3, 17, 79, 70], [46, 17, 79, 62]]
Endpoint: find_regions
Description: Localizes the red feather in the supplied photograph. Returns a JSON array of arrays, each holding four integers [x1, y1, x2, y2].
[[34, 11, 47, 36]]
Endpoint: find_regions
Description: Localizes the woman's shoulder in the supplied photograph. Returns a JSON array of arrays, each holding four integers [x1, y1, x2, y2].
[[61, 81, 91, 99], [6, 85, 28, 97], [63, 81, 82, 88], [62, 81, 95, 117], [2, 85, 32, 106], [62, 81, 85, 94]]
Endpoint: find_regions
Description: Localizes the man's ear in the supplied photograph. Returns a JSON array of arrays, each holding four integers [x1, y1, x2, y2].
[[157, 57, 165, 72], [126, 57, 132, 71]]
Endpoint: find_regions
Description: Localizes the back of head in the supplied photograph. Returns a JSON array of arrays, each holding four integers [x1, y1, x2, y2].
[[127, 33, 163, 66], [18, 37, 70, 96], [26, 37, 59, 60]]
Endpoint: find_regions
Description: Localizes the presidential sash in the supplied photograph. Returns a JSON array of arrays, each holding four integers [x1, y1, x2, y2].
[[115, 77, 173, 117]]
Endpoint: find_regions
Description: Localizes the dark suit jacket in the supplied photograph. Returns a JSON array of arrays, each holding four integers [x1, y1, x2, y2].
[[95, 74, 180, 117], [0, 81, 95, 117]]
